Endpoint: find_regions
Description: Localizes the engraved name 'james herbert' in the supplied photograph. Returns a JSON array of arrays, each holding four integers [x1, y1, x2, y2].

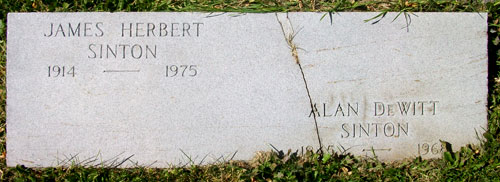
[[7, 12, 487, 167], [43, 22, 204, 59]]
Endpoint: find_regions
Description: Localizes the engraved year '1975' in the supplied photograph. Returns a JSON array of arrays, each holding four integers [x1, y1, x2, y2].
[[166, 65, 197, 77]]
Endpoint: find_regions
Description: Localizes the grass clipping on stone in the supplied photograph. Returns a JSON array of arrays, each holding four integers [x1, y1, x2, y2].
[[0, 0, 500, 181]]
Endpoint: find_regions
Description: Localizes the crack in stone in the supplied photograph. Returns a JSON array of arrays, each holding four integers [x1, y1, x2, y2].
[[275, 13, 323, 151]]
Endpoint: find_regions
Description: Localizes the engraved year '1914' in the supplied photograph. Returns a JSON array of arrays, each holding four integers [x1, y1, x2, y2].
[[48, 65, 75, 77], [166, 65, 197, 77]]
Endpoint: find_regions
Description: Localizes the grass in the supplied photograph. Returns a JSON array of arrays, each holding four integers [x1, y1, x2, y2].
[[0, 0, 499, 181]]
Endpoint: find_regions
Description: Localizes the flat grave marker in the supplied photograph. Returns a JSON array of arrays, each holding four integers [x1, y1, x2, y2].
[[6, 12, 488, 167]]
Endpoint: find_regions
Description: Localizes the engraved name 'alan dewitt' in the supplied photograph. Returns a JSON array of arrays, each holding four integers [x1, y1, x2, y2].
[[309, 101, 439, 138]]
